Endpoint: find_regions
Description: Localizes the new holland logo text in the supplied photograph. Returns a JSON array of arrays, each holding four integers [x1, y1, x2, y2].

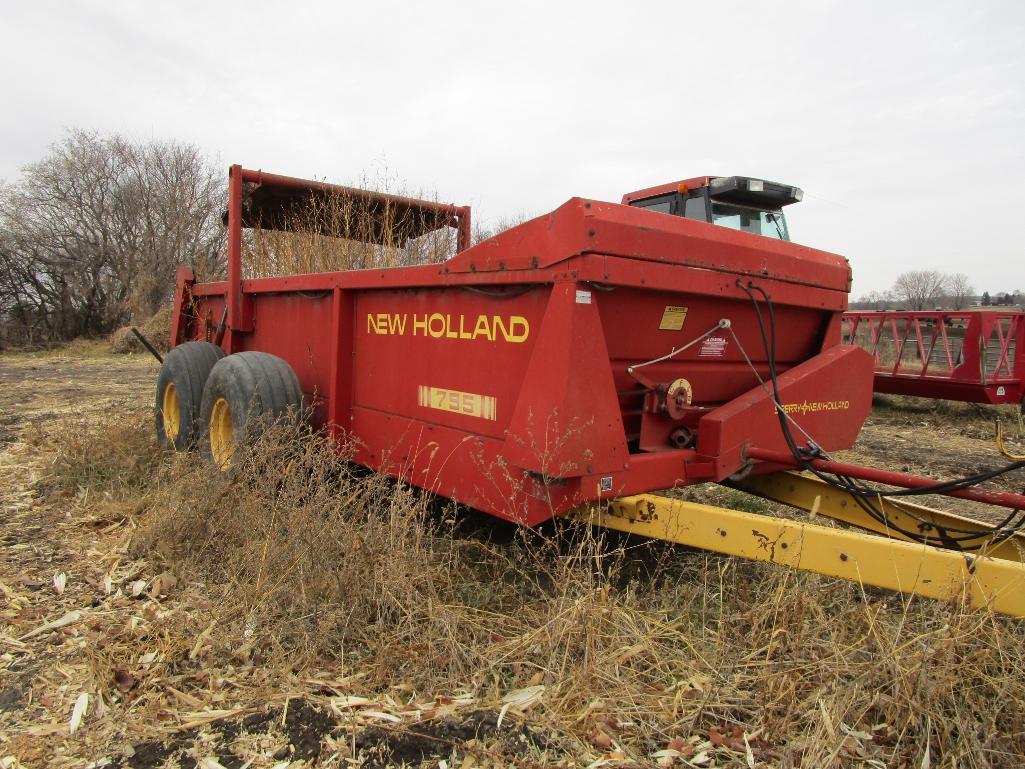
[[367, 312, 529, 343], [774, 400, 850, 415]]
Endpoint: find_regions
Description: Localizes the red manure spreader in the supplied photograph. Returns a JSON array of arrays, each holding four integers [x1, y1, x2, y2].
[[157, 167, 1025, 615]]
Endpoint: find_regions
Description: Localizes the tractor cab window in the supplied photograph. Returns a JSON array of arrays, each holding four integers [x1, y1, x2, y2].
[[633, 194, 673, 213], [710, 201, 789, 241], [683, 196, 707, 221], [626, 177, 801, 242], [628, 191, 790, 241]]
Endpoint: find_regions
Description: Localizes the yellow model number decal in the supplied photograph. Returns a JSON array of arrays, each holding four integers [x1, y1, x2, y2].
[[418, 385, 497, 421]]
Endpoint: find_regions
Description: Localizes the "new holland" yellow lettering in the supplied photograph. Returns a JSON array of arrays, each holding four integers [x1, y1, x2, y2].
[[367, 312, 529, 343]]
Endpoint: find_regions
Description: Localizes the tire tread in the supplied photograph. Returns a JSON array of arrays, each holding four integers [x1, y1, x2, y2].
[[154, 341, 226, 450], [198, 351, 304, 463]]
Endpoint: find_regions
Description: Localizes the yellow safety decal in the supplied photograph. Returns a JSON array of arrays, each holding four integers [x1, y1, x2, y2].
[[418, 385, 497, 421], [659, 305, 688, 331]]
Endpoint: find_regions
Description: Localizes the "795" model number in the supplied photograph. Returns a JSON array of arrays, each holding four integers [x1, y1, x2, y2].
[[417, 385, 497, 421]]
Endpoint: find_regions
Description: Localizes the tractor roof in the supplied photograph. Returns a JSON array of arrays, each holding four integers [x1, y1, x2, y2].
[[622, 176, 804, 209]]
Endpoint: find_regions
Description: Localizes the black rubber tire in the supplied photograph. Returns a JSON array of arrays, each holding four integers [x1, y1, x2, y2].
[[198, 352, 304, 468], [154, 341, 227, 450]]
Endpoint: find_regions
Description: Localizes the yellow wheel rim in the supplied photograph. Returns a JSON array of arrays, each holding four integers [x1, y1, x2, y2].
[[162, 382, 181, 442], [209, 397, 235, 469]]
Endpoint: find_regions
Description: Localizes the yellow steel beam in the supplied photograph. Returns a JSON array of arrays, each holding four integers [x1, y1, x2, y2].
[[733, 471, 1025, 563], [571, 495, 1025, 617]]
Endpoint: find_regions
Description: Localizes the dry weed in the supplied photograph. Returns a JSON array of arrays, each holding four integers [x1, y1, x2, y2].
[[109, 307, 172, 355], [28, 408, 164, 498], [18, 409, 1025, 767], [243, 181, 458, 279]]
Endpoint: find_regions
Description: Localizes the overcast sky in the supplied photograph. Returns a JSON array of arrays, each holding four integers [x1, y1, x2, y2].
[[2, 1, 1022, 296]]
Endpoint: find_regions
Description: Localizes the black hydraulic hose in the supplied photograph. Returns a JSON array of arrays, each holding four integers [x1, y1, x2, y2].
[[744, 280, 1025, 545], [736, 279, 1025, 549]]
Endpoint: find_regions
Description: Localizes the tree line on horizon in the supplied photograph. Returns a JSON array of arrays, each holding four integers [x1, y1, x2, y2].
[[851, 270, 1021, 312], [0, 129, 512, 347]]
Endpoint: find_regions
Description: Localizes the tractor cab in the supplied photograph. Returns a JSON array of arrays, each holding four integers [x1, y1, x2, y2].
[[621, 176, 803, 241]]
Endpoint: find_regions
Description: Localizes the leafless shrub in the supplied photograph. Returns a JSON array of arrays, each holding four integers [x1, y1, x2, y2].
[[0, 129, 224, 342], [472, 211, 538, 245]]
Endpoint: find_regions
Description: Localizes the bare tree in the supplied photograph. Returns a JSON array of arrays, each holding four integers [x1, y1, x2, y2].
[[120, 139, 226, 314], [472, 211, 538, 245], [852, 289, 897, 311], [892, 270, 950, 311], [945, 272, 975, 310], [0, 130, 224, 342]]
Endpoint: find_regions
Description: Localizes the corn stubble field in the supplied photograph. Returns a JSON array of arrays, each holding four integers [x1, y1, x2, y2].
[[2, 347, 1025, 769]]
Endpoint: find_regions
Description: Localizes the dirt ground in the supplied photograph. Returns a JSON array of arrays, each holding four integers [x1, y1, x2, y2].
[[0, 345, 156, 448], [1, 347, 1024, 768]]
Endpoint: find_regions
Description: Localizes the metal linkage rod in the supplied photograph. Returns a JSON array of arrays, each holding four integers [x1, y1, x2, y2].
[[747, 447, 1025, 511]]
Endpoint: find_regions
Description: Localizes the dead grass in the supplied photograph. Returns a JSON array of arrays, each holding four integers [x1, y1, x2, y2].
[[3, 352, 1025, 766], [109, 308, 171, 356], [243, 181, 458, 279], [5, 408, 1023, 767]]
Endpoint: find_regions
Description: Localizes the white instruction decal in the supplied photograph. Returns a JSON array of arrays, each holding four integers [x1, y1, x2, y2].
[[575, 290, 592, 305], [699, 336, 728, 357]]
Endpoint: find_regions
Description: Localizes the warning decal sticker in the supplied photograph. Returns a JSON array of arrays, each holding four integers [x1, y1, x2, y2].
[[659, 305, 688, 331], [698, 336, 728, 357]]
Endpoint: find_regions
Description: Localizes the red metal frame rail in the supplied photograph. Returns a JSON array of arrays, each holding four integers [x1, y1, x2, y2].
[[842, 310, 1025, 408]]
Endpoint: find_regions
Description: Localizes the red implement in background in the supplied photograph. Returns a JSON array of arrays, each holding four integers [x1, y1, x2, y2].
[[842, 311, 1025, 408]]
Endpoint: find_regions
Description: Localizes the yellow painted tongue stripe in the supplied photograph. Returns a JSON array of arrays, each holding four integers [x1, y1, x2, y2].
[[570, 495, 1025, 618], [418, 385, 496, 421]]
